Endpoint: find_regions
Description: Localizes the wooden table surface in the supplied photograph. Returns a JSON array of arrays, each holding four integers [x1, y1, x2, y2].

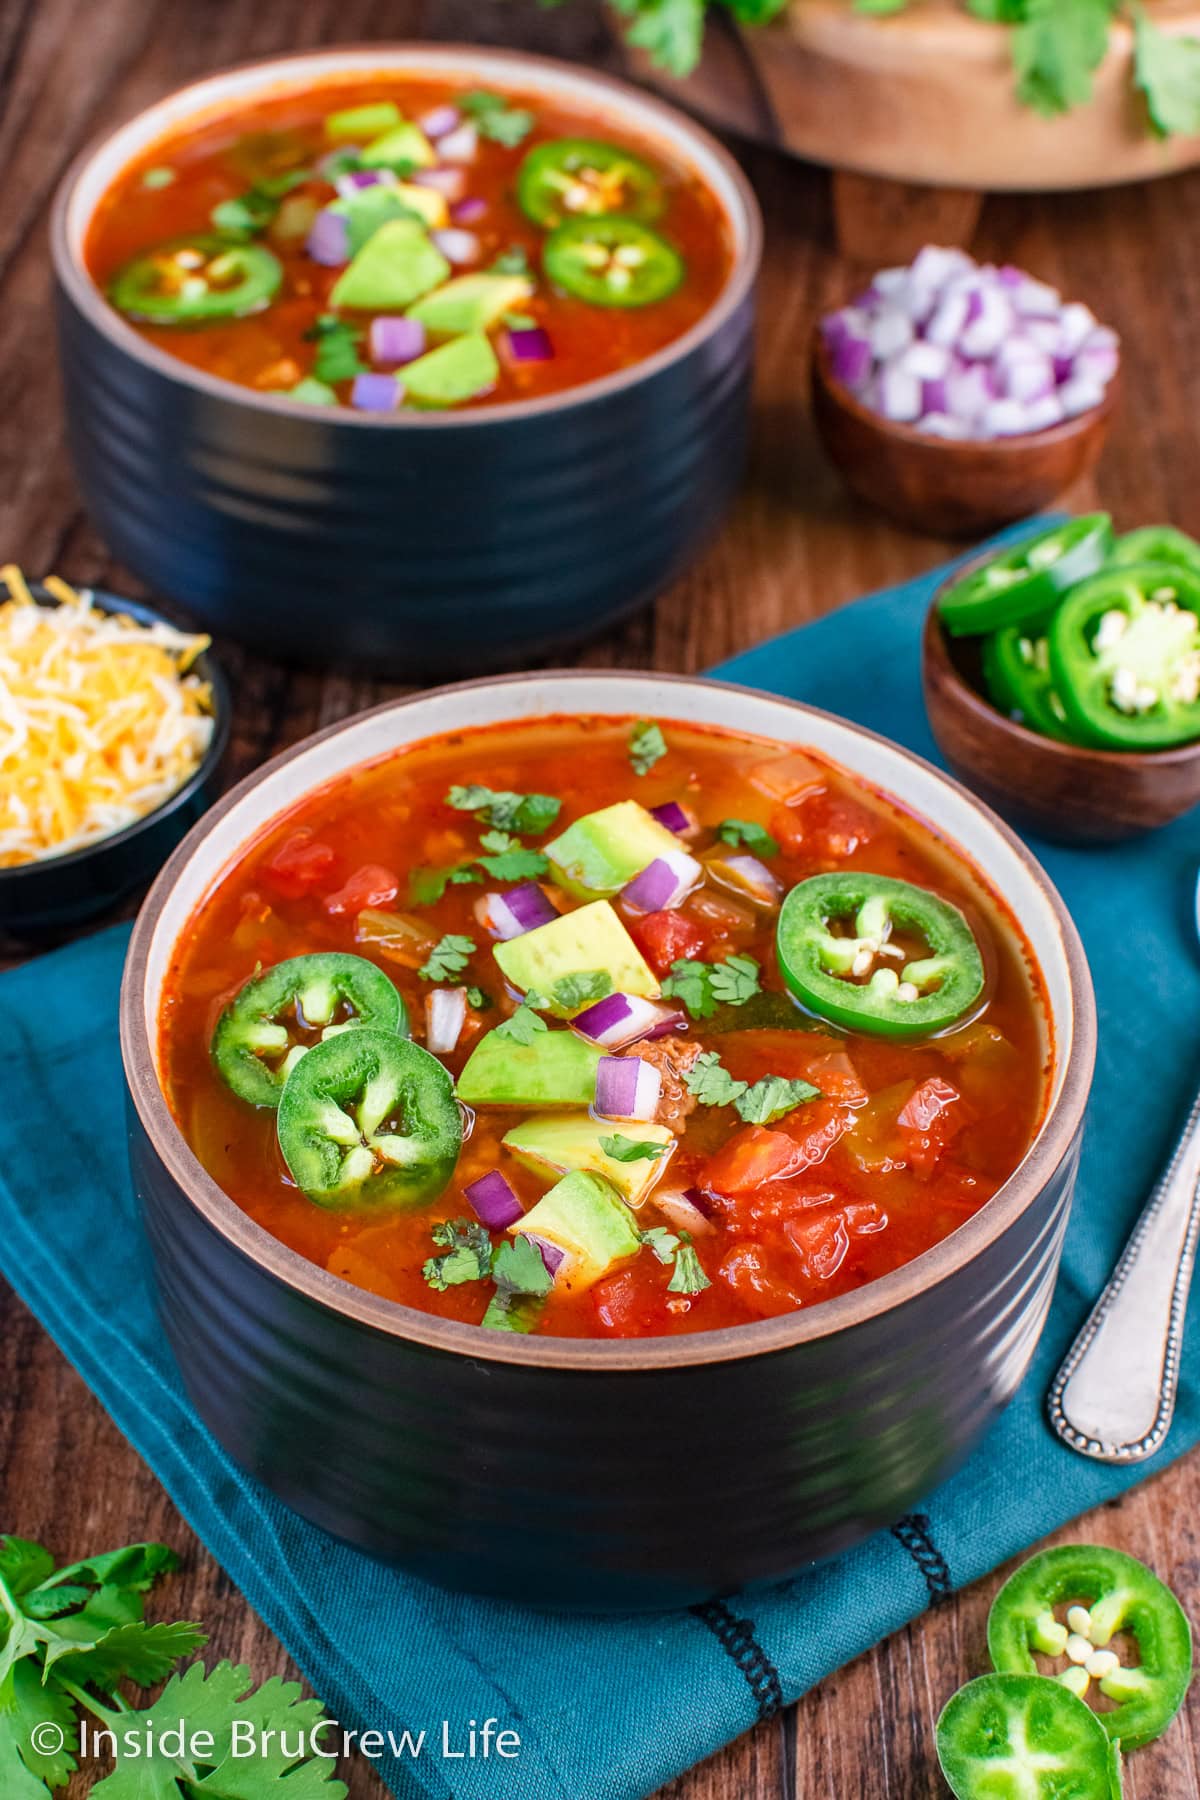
[[4, 1, 1200, 1794]]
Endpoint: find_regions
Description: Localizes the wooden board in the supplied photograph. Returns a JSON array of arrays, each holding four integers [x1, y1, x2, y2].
[[3, 1, 1200, 1795]]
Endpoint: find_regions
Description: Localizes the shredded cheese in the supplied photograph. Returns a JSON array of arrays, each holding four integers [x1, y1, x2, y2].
[[0, 566, 215, 866]]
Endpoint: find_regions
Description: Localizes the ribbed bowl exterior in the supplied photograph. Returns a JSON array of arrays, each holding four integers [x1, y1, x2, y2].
[[132, 1106, 1081, 1610]]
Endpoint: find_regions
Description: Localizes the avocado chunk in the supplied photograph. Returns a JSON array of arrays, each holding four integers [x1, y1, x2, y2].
[[546, 801, 681, 900], [330, 219, 450, 311], [494, 900, 659, 1011], [503, 1112, 674, 1206], [513, 1170, 641, 1288], [360, 122, 436, 171], [408, 273, 534, 336], [401, 333, 499, 407], [325, 101, 403, 144], [457, 1028, 601, 1107]]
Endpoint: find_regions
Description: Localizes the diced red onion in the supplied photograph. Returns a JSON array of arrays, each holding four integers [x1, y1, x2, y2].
[[709, 852, 782, 907], [436, 123, 478, 163], [465, 1170, 524, 1230], [877, 364, 922, 424], [654, 1190, 716, 1237], [831, 332, 872, 391], [452, 195, 488, 225], [305, 208, 350, 267], [922, 377, 948, 416], [621, 849, 702, 913], [924, 288, 971, 348], [431, 227, 480, 266], [335, 167, 396, 197], [959, 286, 1013, 359], [909, 245, 974, 292], [521, 1232, 566, 1277], [595, 1055, 662, 1123], [425, 986, 468, 1054], [572, 993, 680, 1049], [650, 800, 697, 836], [1058, 376, 1107, 419], [643, 1008, 688, 1041], [504, 325, 553, 363], [898, 341, 950, 381], [369, 315, 426, 366], [917, 413, 971, 440], [410, 166, 466, 200], [868, 306, 913, 361], [350, 372, 401, 412], [420, 104, 462, 140], [476, 884, 557, 940]]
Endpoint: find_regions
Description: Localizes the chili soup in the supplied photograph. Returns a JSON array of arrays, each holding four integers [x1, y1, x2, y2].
[[160, 714, 1050, 1341], [84, 74, 733, 411]]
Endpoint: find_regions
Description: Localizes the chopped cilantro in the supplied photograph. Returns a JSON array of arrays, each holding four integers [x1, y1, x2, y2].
[[491, 246, 532, 276], [480, 829, 518, 853], [552, 970, 612, 1012], [423, 1218, 493, 1290], [628, 719, 668, 776], [418, 933, 476, 982], [682, 1051, 748, 1109], [142, 166, 176, 190], [710, 954, 762, 1007], [466, 986, 492, 1011], [410, 862, 482, 905], [482, 1232, 554, 1331], [639, 1224, 680, 1261], [662, 954, 761, 1020], [321, 146, 362, 180], [447, 783, 560, 835], [735, 1074, 820, 1125], [668, 1238, 712, 1295], [603, 1133, 669, 1163], [478, 846, 550, 882], [304, 313, 367, 384], [494, 995, 550, 1043], [211, 171, 307, 239], [717, 818, 779, 857], [460, 89, 537, 146], [501, 309, 534, 330]]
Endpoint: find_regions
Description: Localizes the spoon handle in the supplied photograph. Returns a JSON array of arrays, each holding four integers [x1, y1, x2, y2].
[[1048, 1087, 1200, 1463]]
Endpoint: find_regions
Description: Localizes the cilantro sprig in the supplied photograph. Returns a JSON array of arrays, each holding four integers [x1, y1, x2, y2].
[[423, 1218, 494, 1290], [418, 933, 476, 982], [550, 970, 611, 1012], [717, 819, 779, 857], [628, 719, 667, 776], [494, 994, 550, 1043], [304, 314, 367, 384], [446, 784, 560, 835], [662, 954, 761, 1021], [601, 1133, 669, 1163], [460, 89, 536, 146], [682, 1053, 820, 1124], [482, 1235, 554, 1332]]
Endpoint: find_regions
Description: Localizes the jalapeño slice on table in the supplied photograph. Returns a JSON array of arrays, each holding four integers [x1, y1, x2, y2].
[[276, 1029, 462, 1209], [1111, 524, 1200, 579], [937, 1674, 1117, 1800], [987, 1545, 1193, 1750], [517, 137, 665, 229], [981, 627, 1072, 741], [110, 236, 283, 323], [212, 952, 407, 1108], [1048, 563, 1200, 750], [938, 514, 1114, 638], [543, 216, 683, 308], [776, 873, 985, 1040]]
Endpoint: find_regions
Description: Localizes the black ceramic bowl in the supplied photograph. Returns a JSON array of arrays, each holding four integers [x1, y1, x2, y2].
[[120, 673, 1095, 1610], [51, 47, 761, 678], [0, 583, 229, 938]]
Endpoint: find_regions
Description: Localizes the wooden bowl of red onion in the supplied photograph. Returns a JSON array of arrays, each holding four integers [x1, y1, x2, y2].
[[812, 247, 1120, 537]]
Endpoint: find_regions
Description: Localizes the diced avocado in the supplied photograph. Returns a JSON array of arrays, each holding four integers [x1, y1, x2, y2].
[[330, 220, 450, 311], [360, 122, 436, 171], [503, 1112, 674, 1206], [546, 801, 681, 900], [325, 101, 403, 144], [330, 183, 448, 255], [457, 1028, 601, 1107], [392, 181, 450, 229], [401, 333, 499, 408], [513, 1170, 641, 1288], [407, 273, 534, 336], [494, 900, 658, 1010]]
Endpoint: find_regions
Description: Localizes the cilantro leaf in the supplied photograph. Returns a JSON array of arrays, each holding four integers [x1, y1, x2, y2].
[[446, 784, 560, 835], [40, 1544, 180, 1598], [479, 829, 518, 853], [460, 90, 536, 146], [491, 246, 532, 276], [0, 1538, 55, 1597], [418, 934, 476, 982], [601, 1133, 669, 1163], [612, 0, 706, 77], [423, 1218, 494, 1290], [717, 818, 779, 857], [709, 954, 762, 1007], [410, 862, 482, 906], [482, 1233, 554, 1332], [735, 1074, 821, 1126], [662, 954, 761, 1020], [0, 1661, 77, 1795], [639, 1225, 681, 1263], [50, 1619, 208, 1689], [466, 986, 491, 1011], [494, 996, 550, 1043], [303, 314, 366, 384], [628, 719, 668, 776], [682, 1051, 748, 1109], [1134, 6, 1200, 137], [668, 1240, 711, 1295], [1013, 0, 1112, 117], [551, 970, 611, 1012], [477, 847, 550, 882]]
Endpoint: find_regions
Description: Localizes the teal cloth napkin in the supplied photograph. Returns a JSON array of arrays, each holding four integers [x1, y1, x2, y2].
[[3, 549, 1200, 1800]]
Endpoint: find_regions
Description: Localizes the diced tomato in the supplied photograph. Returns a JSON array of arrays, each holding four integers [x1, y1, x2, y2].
[[592, 1264, 666, 1335], [778, 1097, 854, 1169], [260, 832, 337, 899], [844, 1202, 887, 1236], [704, 1125, 809, 1195], [768, 804, 808, 858], [324, 863, 400, 916], [785, 1209, 850, 1282], [798, 793, 876, 861], [717, 1240, 806, 1317], [898, 1076, 966, 1175], [808, 1051, 869, 1107], [747, 753, 827, 807], [629, 908, 707, 977]]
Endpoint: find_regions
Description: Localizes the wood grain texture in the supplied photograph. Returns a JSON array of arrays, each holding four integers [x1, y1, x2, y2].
[[2, 2, 1200, 1795]]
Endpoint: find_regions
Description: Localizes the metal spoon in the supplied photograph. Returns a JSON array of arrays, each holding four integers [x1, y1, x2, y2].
[[1047, 875, 1200, 1462]]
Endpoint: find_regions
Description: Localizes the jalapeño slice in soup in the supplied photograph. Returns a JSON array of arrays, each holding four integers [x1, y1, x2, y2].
[[162, 715, 1048, 1341]]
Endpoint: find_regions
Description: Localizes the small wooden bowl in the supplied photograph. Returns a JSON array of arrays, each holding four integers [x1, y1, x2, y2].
[[811, 333, 1118, 537], [922, 588, 1200, 844]]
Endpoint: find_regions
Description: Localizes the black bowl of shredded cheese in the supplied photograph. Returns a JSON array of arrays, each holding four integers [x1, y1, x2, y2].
[[0, 566, 230, 934]]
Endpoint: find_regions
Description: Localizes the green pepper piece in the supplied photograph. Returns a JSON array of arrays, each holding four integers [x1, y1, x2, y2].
[[1112, 524, 1200, 579], [110, 236, 283, 324], [517, 137, 665, 229], [211, 952, 407, 1109], [277, 1029, 462, 1210], [937, 1674, 1116, 1799], [543, 215, 683, 309], [987, 1545, 1193, 1750], [938, 514, 1114, 638], [776, 873, 984, 1040], [982, 627, 1073, 740], [1048, 562, 1200, 749]]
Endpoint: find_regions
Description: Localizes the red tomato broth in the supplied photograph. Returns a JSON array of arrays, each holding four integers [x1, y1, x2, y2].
[[84, 76, 733, 409], [160, 715, 1051, 1339]]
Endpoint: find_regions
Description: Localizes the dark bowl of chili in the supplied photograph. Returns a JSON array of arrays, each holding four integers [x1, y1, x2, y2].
[[923, 566, 1200, 845], [50, 47, 760, 677], [120, 672, 1095, 1609]]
